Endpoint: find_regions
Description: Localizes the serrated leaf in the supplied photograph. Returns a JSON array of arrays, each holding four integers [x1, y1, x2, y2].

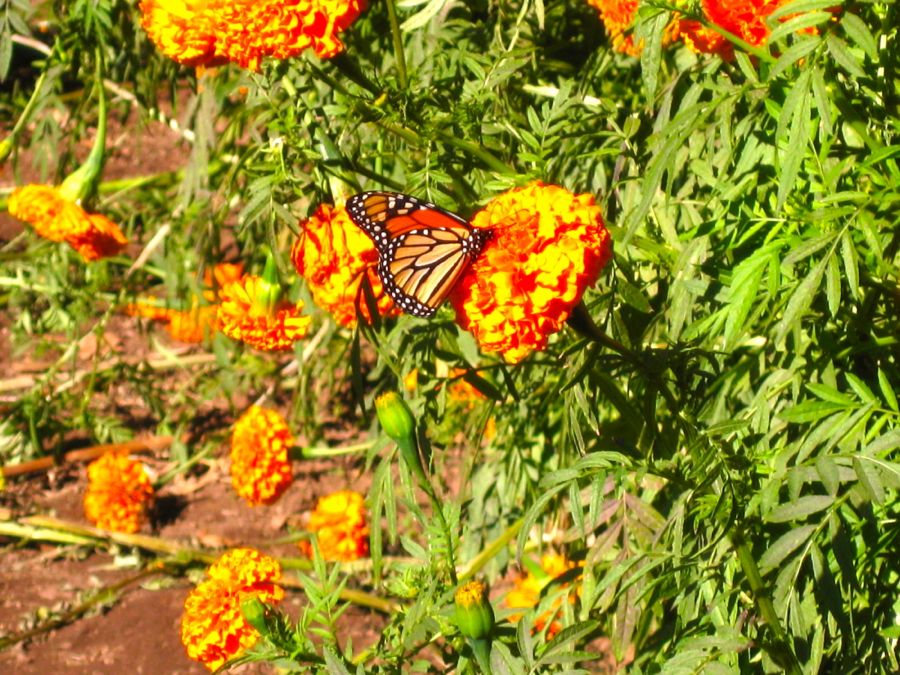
[[853, 456, 885, 504], [765, 495, 834, 523], [841, 13, 878, 61], [775, 253, 827, 346], [825, 253, 840, 316], [877, 369, 898, 412], [777, 72, 811, 210], [840, 230, 859, 300], [826, 33, 866, 78], [806, 383, 855, 405], [759, 525, 816, 574], [815, 455, 840, 495]]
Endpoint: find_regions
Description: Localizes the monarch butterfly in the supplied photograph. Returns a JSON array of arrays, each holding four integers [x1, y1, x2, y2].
[[347, 191, 492, 317]]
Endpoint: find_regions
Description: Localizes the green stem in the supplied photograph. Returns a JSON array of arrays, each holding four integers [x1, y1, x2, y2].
[[458, 517, 525, 581], [731, 530, 802, 675], [436, 131, 513, 176], [385, 0, 409, 90], [296, 441, 373, 459], [330, 52, 383, 96]]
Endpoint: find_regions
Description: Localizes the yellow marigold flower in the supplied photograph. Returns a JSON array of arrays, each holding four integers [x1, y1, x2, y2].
[[291, 203, 397, 327], [8, 184, 128, 261], [83, 452, 154, 533], [181, 548, 284, 671], [217, 274, 311, 351], [230, 406, 294, 506], [506, 553, 581, 638], [299, 490, 369, 561], [140, 0, 366, 71], [450, 182, 612, 364]]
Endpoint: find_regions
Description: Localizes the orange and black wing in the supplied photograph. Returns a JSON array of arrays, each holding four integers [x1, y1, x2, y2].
[[347, 192, 491, 317]]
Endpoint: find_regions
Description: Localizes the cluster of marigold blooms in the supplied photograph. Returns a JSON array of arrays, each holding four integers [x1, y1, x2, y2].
[[590, 0, 828, 58]]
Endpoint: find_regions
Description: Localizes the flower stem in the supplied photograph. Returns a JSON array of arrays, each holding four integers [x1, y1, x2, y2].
[[731, 529, 802, 674], [457, 516, 524, 581], [385, 0, 409, 90], [296, 441, 374, 459]]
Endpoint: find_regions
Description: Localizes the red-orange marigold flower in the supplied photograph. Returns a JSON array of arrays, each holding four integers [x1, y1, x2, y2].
[[299, 490, 369, 561], [450, 182, 612, 364], [83, 452, 154, 533], [140, 0, 366, 70], [230, 406, 294, 506], [675, 0, 814, 59], [506, 553, 581, 637], [8, 184, 128, 261], [291, 203, 396, 327], [181, 548, 284, 671], [217, 274, 311, 351]]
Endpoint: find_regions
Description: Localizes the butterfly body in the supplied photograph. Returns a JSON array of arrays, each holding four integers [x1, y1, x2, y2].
[[347, 192, 491, 317]]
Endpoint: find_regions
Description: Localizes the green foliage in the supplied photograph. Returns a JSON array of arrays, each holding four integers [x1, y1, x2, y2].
[[1, 0, 898, 672]]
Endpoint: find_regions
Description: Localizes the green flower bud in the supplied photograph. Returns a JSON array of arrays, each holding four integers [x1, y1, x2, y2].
[[454, 580, 495, 641], [257, 253, 283, 315], [375, 391, 416, 444], [240, 596, 268, 635]]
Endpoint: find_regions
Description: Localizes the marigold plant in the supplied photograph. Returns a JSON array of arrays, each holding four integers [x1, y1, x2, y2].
[[451, 182, 612, 363], [181, 548, 284, 671], [291, 203, 396, 326], [8, 184, 128, 261], [140, 0, 366, 70], [217, 274, 311, 351], [299, 490, 369, 561], [230, 406, 295, 506], [83, 452, 154, 533]]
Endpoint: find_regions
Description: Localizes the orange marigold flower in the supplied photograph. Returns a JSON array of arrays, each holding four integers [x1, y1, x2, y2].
[[450, 182, 612, 364], [299, 490, 369, 561], [165, 305, 220, 343], [675, 0, 816, 58], [181, 548, 284, 671], [291, 204, 396, 327], [586, 0, 642, 56], [140, 0, 366, 70], [83, 452, 154, 533], [126, 301, 219, 343], [447, 369, 488, 406], [506, 553, 581, 638], [202, 262, 245, 301], [8, 184, 128, 261], [217, 274, 311, 351], [230, 406, 294, 506]]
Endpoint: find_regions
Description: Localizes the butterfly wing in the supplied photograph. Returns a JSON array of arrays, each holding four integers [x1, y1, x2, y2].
[[347, 192, 490, 317]]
